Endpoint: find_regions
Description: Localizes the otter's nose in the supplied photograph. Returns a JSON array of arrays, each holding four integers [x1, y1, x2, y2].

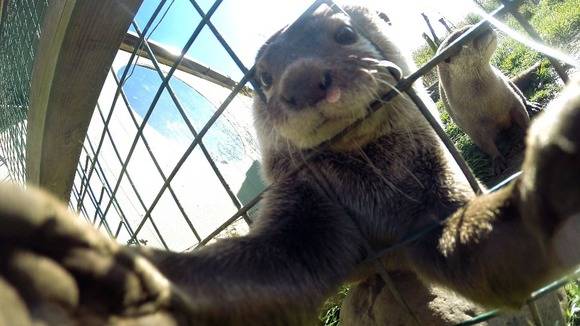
[[280, 62, 332, 109]]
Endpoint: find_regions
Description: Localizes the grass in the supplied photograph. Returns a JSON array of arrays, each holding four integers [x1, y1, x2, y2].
[[422, 0, 580, 182], [319, 0, 580, 324], [318, 286, 350, 326], [565, 281, 580, 326]]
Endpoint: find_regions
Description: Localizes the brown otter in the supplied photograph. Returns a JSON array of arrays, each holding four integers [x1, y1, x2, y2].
[[437, 25, 532, 175], [0, 5, 579, 326]]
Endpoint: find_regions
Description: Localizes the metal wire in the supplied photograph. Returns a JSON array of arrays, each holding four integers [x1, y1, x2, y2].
[[76, 0, 171, 210], [108, 70, 202, 243], [126, 67, 255, 244], [81, 130, 138, 242], [98, 0, 225, 245], [0, 0, 48, 183], [130, 20, 252, 226], [60, 0, 579, 324]]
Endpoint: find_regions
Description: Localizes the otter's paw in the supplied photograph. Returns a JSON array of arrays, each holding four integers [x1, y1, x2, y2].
[[0, 184, 184, 324], [519, 76, 580, 266]]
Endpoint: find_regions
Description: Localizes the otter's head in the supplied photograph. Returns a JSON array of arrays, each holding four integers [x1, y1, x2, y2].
[[437, 24, 497, 70], [252, 5, 417, 153]]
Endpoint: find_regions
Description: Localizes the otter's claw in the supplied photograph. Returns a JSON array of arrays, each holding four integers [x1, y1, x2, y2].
[[0, 185, 186, 324]]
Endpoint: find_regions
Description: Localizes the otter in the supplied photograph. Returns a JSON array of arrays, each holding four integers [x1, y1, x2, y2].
[[0, 5, 579, 326], [437, 25, 532, 175]]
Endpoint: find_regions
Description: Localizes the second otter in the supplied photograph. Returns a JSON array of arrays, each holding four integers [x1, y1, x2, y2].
[[437, 25, 530, 175]]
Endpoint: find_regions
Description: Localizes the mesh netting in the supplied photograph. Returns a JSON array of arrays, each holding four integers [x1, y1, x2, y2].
[[0, 0, 48, 183]]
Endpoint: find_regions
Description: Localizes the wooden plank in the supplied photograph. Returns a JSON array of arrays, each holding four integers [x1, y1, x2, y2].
[[120, 31, 253, 96], [0, 1, 5, 28], [27, 0, 143, 201]]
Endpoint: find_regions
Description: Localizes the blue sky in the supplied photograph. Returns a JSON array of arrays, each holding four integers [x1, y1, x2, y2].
[[131, 0, 478, 83]]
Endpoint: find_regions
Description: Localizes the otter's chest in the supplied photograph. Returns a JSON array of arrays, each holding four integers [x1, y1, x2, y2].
[[309, 143, 466, 243]]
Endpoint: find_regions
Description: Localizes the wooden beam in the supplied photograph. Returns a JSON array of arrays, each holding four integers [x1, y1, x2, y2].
[[0, 0, 7, 29], [120, 31, 253, 96], [27, 0, 143, 202]]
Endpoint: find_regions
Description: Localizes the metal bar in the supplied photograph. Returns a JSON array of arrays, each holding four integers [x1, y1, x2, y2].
[[98, 0, 225, 238], [81, 138, 138, 242], [76, 163, 109, 229], [92, 186, 105, 225], [406, 88, 482, 193], [127, 68, 253, 243], [455, 310, 500, 326], [71, 184, 96, 224], [187, 0, 257, 93], [76, 0, 170, 209], [83, 113, 155, 243], [457, 267, 580, 325], [77, 155, 90, 213], [74, 167, 114, 237], [109, 70, 202, 242], [131, 21, 251, 226], [114, 221, 124, 238]]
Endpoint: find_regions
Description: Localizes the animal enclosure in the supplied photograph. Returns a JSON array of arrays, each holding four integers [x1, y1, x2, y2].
[[0, 0, 578, 325]]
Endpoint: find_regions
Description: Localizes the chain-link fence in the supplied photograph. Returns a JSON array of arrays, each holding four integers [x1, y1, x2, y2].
[[0, 0, 577, 324], [0, 0, 48, 183]]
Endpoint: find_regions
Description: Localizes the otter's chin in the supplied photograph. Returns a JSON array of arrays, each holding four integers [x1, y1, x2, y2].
[[275, 89, 391, 150], [278, 114, 361, 150], [475, 29, 497, 53], [278, 111, 393, 152]]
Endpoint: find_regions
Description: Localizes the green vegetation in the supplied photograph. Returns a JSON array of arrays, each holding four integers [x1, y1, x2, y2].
[[412, 0, 580, 183], [413, 46, 437, 85], [319, 1, 579, 325], [532, 0, 580, 42], [319, 286, 350, 326], [565, 281, 580, 325]]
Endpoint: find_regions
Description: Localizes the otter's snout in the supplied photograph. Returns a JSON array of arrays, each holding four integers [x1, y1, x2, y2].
[[280, 60, 333, 109], [474, 27, 497, 51]]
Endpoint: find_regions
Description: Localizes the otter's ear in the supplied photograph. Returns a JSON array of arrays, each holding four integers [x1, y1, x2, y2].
[[444, 57, 452, 64]]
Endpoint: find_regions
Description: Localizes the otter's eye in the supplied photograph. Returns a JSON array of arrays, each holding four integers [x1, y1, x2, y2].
[[334, 25, 357, 45], [259, 71, 273, 89]]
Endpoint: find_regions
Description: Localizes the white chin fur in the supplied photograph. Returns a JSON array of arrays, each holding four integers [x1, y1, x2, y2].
[[276, 96, 371, 149]]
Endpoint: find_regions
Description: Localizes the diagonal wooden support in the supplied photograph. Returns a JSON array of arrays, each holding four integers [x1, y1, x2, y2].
[[27, 0, 143, 202]]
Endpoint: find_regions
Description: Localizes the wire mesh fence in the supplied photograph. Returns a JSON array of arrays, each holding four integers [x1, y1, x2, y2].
[[0, 0, 48, 183], [0, 0, 575, 324]]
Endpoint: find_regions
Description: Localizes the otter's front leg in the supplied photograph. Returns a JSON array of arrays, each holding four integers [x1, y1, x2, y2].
[[0, 178, 367, 325], [407, 78, 580, 309], [146, 179, 367, 326]]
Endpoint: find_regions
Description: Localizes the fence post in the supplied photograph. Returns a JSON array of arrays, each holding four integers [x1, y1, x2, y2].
[[26, 0, 143, 201]]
